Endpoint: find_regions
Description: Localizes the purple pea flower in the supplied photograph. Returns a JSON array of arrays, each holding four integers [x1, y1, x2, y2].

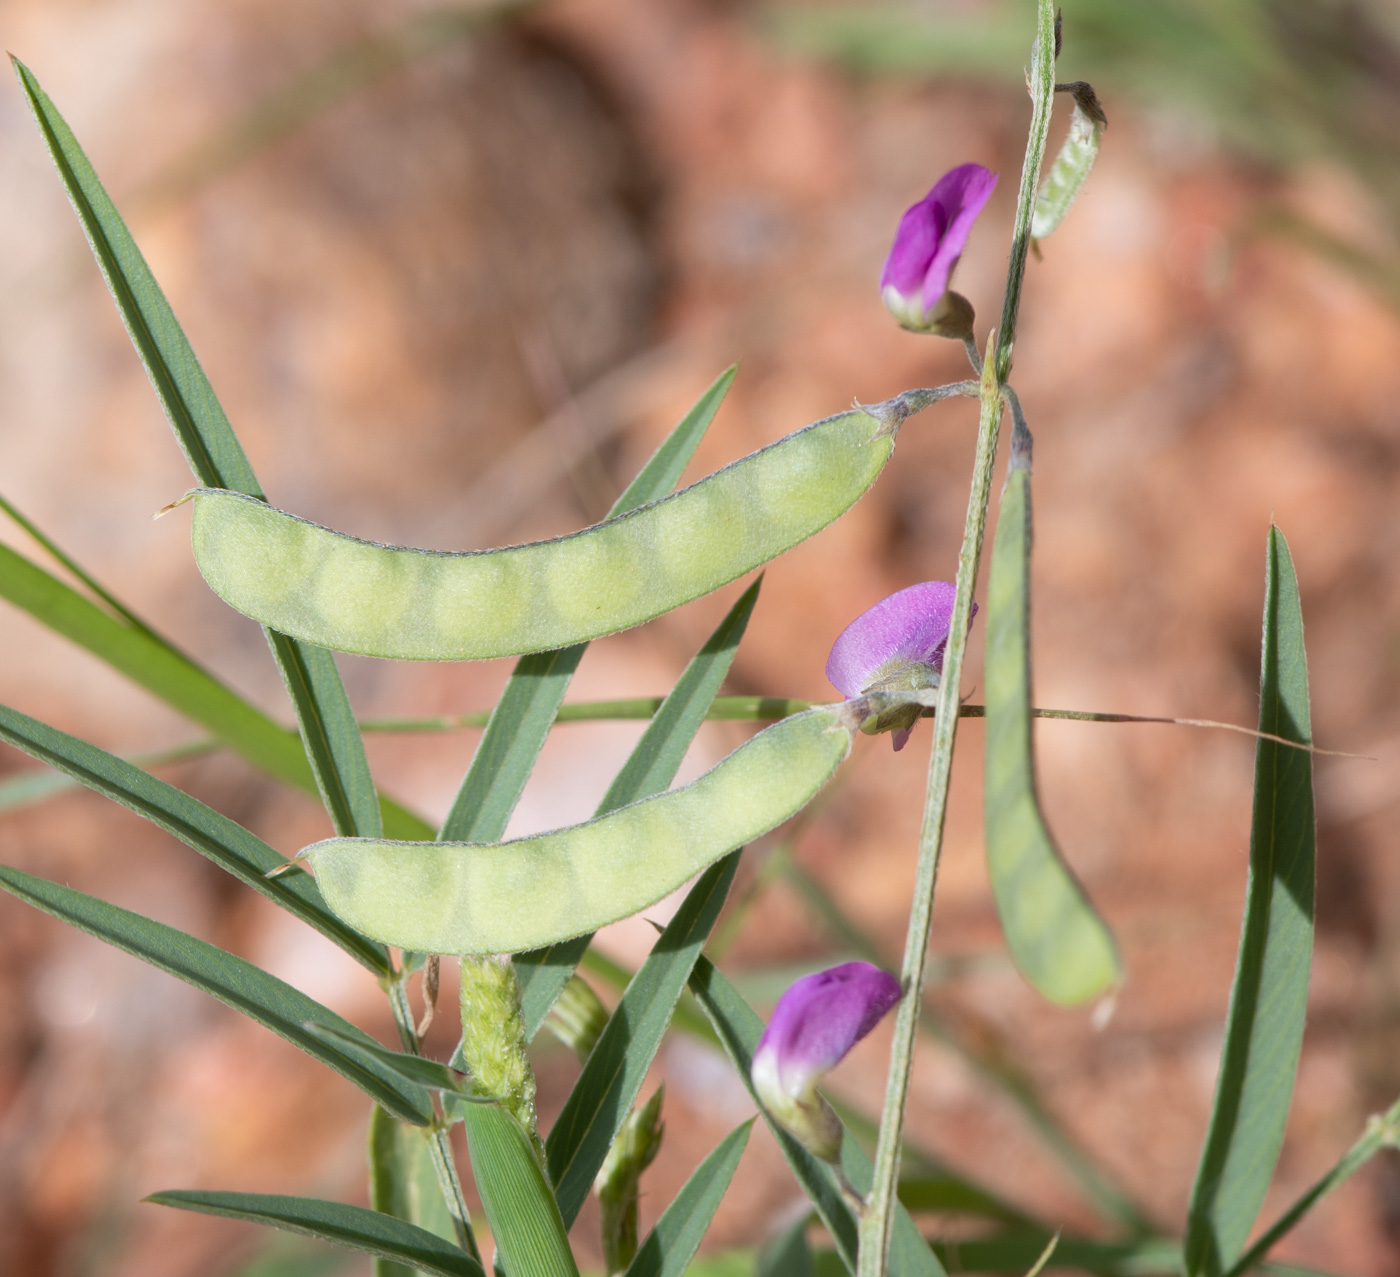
[[751, 961, 902, 1163], [826, 581, 974, 751], [880, 163, 997, 336]]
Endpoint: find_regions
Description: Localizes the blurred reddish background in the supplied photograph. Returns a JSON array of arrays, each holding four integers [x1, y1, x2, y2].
[[2, 1, 1400, 1274]]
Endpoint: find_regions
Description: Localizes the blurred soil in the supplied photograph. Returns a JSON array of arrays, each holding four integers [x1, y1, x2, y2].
[[1, 0, 1400, 1274]]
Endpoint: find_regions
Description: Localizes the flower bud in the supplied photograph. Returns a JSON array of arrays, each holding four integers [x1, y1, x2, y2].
[[546, 974, 609, 1063], [826, 581, 975, 751], [880, 164, 997, 337], [751, 962, 902, 1164], [458, 954, 538, 1138], [596, 1087, 665, 1275]]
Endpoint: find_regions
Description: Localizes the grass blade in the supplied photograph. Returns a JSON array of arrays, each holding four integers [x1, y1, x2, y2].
[[759, 1215, 814, 1277], [927, 1233, 1181, 1276], [612, 365, 738, 510], [687, 956, 943, 1277], [0, 540, 430, 838], [623, 1121, 754, 1277], [1185, 527, 1316, 1277], [147, 1190, 482, 1277], [0, 739, 217, 814], [304, 1023, 492, 1098], [828, 1233, 1329, 1277], [545, 853, 740, 1227], [438, 365, 735, 846], [0, 541, 301, 785], [599, 576, 761, 812], [13, 59, 383, 841], [984, 452, 1120, 1004], [517, 577, 761, 1034], [305, 1019, 504, 1097], [439, 645, 586, 844], [269, 632, 381, 838], [12, 59, 259, 495], [1224, 1095, 1400, 1277], [0, 865, 433, 1124], [895, 1174, 1037, 1227], [461, 1104, 580, 1277], [0, 700, 389, 973]]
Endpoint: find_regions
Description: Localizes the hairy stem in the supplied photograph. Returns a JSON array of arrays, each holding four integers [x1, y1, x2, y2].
[[385, 974, 481, 1263], [857, 4, 1058, 1273]]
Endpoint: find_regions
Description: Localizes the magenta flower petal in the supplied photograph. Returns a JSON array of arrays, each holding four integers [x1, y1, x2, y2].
[[751, 961, 902, 1161], [880, 163, 997, 331], [755, 961, 902, 1098], [825, 580, 960, 698]]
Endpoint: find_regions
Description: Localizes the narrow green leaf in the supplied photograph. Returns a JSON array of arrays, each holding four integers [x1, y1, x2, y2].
[[269, 632, 381, 839], [304, 1023, 491, 1098], [1185, 527, 1315, 1277], [224, 1235, 346, 1277], [0, 700, 388, 973], [438, 365, 735, 846], [757, 1213, 814, 1277], [147, 1190, 482, 1277], [12, 61, 260, 494], [896, 1174, 1036, 1226], [545, 853, 740, 1227], [613, 364, 738, 510], [361, 695, 812, 732], [624, 1121, 754, 1277], [0, 865, 433, 1124], [684, 1254, 755, 1277], [0, 542, 300, 785], [0, 489, 152, 629], [1226, 1095, 1400, 1277], [0, 541, 430, 838], [926, 1233, 1182, 1276], [440, 645, 586, 844], [370, 1106, 459, 1277], [984, 459, 1120, 1004], [686, 957, 943, 1277], [601, 577, 761, 811], [578, 948, 717, 1047], [461, 1104, 580, 1277], [13, 59, 384, 842], [0, 761, 86, 811], [517, 578, 761, 1034]]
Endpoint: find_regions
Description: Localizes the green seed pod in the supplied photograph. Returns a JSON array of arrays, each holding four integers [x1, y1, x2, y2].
[[984, 452, 1120, 1005], [304, 706, 856, 955], [1030, 95, 1104, 241], [187, 408, 901, 662]]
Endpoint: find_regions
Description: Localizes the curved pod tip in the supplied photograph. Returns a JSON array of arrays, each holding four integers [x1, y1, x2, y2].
[[305, 707, 856, 954]]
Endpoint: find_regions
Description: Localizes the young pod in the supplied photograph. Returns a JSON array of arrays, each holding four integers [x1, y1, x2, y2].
[[984, 458, 1120, 1005], [189, 408, 900, 662], [303, 706, 857, 955]]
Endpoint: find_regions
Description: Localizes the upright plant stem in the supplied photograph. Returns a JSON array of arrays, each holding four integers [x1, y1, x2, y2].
[[385, 972, 481, 1264], [857, 5, 1057, 1274]]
